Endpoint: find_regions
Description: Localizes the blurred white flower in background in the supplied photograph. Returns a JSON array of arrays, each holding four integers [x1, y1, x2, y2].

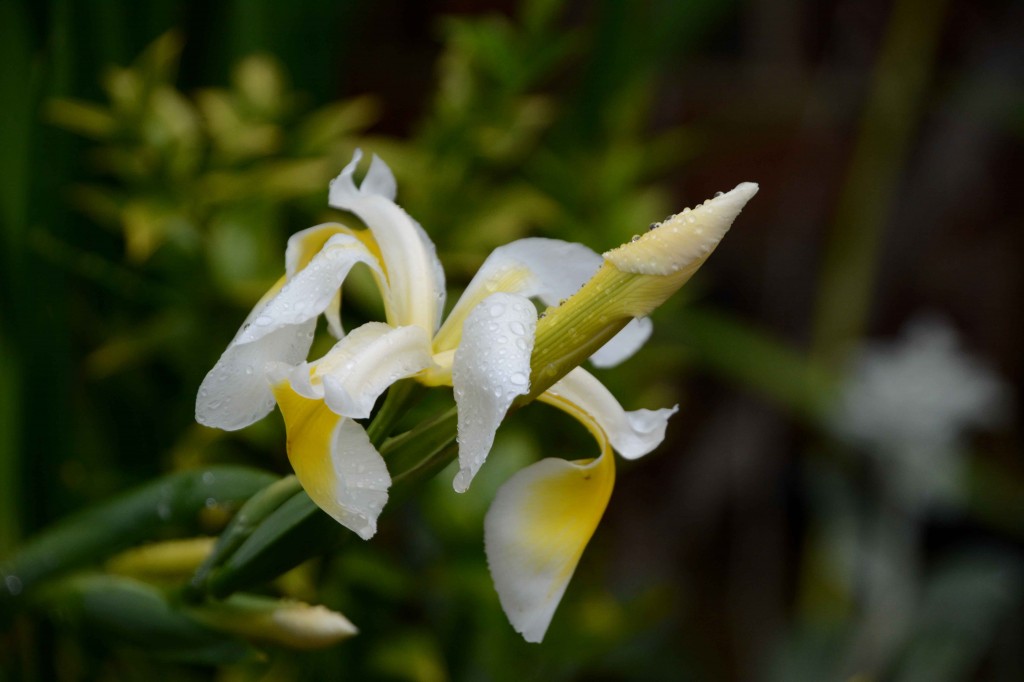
[[831, 316, 1010, 509]]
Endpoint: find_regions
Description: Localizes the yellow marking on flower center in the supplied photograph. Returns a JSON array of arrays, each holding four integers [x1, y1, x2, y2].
[[432, 264, 534, 353]]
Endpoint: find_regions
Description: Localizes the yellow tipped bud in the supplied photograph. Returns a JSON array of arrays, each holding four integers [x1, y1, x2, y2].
[[604, 182, 759, 276], [188, 594, 358, 650], [269, 602, 359, 648], [106, 537, 217, 580], [526, 183, 758, 399]]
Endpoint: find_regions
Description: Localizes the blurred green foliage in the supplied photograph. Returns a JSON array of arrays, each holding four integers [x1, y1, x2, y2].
[[2, 0, 1022, 680]]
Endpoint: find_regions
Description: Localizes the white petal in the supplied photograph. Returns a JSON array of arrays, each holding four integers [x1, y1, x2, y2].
[[361, 153, 397, 200], [235, 233, 380, 346], [196, 235, 382, 431], [451, 292, 537, 493], [284, 223, 352, 278], [541, 367, 677, 460], [435, 238, 603, 352], [314, 323, 433, 419], [284, 224, 358, 339], [328, 150, 445, 332], [197, 315, 315, 431], [485, 449, 615, 643], [588, 317, 653, 368], [273, 382, 390, 540]]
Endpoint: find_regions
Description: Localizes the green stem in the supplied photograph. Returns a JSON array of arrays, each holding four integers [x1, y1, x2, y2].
[[185, 474, 300, 600], [366, 379, 423, 448], [811, 0, 949, 367]]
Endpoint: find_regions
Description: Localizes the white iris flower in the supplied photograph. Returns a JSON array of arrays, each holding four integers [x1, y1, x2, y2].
[[196, 150, 756, 642]]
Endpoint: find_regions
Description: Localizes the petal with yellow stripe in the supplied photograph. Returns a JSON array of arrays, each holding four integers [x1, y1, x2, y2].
[[484, 443, 615, 643], [272, 382, 389, 540]]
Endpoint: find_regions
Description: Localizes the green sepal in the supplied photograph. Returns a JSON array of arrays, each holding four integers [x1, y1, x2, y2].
[[204, 491, 339, 599], [185, 474, 301, 600]]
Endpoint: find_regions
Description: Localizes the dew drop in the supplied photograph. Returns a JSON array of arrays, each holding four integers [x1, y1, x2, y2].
[[4, 574, 23, 596], [510, 321, 526, 336], [714, 191, 724, 198], [489, 303, 506, 317], [510, 372, 528, 386]]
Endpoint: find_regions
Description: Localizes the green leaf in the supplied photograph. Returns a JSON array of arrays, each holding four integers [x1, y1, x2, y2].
[[0, 466, 276, 606], [205, 490, 338, 599], [186, 475, 301, 598], [37, 574, 255, 664]]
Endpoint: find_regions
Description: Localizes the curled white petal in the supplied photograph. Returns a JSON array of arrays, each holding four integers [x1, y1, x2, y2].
[[588, 317, 653, 368], [542, 367, 677, 460], [436, 238, 603, 351], [329, 150, 445, 332], [235, 233, 379, 346], [273, 383, 390, 540], [284, 223, 352, 278], [451, 292, 537, 493], [196, 234, 381, 431], [485, 450, 614, 643], [197, 316, 316, 431], [315, 323, 433, 419]]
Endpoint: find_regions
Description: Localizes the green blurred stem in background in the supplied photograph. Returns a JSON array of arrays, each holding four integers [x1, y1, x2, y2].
[[811, 0, 949, 367]]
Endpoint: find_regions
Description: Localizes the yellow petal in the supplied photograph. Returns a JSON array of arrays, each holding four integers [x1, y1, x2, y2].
[[483, 401, 615, 643], [272, 382, 390, 539]]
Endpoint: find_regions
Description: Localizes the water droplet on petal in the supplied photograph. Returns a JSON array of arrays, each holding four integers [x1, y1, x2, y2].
[[489, 303, 506, 317], [510, 372, 528, 386]]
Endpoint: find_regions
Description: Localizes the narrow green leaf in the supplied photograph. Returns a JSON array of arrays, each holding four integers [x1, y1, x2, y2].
[[0, 466, 276, 605], [36, 574, 255, 664], [186, 474, 300, 599], [205, 491, 338, 599]]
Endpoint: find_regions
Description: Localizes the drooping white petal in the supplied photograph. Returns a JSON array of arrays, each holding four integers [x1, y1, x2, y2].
[[272, 382, 390, 540], [197, 310, 316, 431], [541, 367, 678, 460], [328, 150, 445, 332], [435, 238, 603, 352], [451, 292, 537, 493], [588, 317, 653, 368], [196, 234, 382, 431], [485, 449, 615, 643], [314, 323, 433, 419]]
